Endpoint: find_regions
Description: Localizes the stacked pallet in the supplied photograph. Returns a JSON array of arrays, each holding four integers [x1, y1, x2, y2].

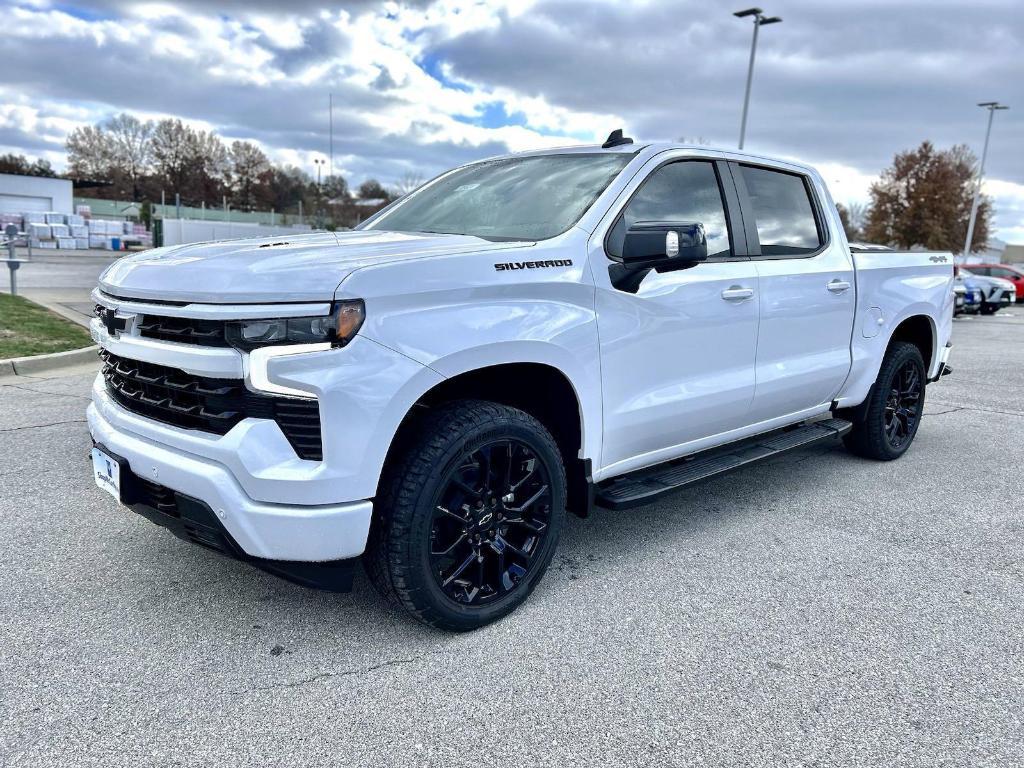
[[26, 212, 58, 249], [88, 218, 123, 249], [4, 210, 151, 251]]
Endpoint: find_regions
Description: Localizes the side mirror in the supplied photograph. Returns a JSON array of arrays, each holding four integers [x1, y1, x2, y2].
[[621, 221, 708, 271]]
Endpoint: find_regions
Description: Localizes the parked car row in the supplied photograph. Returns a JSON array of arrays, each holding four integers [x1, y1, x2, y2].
[[968, 263, 1024, 301], [954, 264, 1017, 316]]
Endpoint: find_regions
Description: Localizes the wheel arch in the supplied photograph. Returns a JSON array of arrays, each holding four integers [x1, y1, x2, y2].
[[381, 359, 595, 518], [838, 311, 935, 424], [887, 313, 935, 372]]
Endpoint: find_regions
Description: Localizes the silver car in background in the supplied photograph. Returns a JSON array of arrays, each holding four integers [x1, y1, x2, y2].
[[959, 268, 1015, 315]]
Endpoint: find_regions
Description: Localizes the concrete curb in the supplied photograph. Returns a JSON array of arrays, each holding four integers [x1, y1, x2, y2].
[[0, 345, 100, 377]]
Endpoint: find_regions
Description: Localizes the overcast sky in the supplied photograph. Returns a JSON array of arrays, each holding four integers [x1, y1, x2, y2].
[[2, 0, 1021, 241]]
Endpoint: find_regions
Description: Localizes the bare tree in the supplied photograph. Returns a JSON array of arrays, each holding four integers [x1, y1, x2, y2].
[[0, 153, 56, 177], [194, 130, 230, 202], [103, 113, 153, 200], [229, 141, 271, 210], [836, 201, 868, 242], [846, 201, 868, 236], [394, 171, 425, 198], [151, 119, 196, 196], [66, 124, 114, 179]]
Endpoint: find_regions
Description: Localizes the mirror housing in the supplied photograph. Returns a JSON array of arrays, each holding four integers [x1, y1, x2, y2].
[[621, 221, 708, 270]]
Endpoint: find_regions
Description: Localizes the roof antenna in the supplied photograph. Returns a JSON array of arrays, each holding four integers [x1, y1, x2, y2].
[[602, 128, 633, 148]]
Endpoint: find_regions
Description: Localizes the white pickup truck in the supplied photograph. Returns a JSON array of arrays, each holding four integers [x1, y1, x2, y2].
[[88, 132, 954, 630]]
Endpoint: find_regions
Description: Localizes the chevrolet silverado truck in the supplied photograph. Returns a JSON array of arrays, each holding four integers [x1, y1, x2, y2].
[[88, 132, 954, 631]]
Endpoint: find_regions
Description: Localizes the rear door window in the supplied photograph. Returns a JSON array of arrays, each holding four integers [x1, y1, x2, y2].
[[739, 166, 823, 256]]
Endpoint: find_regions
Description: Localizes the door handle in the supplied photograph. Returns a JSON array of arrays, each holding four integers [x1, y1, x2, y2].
[[721, 286, 754, 301], [827, 279, 852, 293]]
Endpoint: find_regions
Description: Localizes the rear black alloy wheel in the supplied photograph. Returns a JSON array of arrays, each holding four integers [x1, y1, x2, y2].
[[883, 359, 922, 451], [430, 440, 552, 605], [841, 341, 926, 461], [365, 400, 566, 631]]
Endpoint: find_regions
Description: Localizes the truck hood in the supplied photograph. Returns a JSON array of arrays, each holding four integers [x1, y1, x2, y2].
[[98, 230, 531, 303]]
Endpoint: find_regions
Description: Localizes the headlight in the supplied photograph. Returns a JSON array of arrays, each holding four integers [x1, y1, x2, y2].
[[226, 300, 365, 351]]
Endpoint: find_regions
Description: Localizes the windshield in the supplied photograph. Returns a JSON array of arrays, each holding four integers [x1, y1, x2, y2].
[[361, 153, 632, 241]]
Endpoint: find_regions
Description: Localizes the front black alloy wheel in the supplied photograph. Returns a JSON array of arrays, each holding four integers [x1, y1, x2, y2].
[[365, 400, 566, 631], [430, 440, 553, 605]]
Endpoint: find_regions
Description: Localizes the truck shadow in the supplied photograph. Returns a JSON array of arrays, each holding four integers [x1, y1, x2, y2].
[[131, 438, 853, 640]]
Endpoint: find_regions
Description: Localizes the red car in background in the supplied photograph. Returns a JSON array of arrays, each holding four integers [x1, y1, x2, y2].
[[968, 263, 1024, 302]]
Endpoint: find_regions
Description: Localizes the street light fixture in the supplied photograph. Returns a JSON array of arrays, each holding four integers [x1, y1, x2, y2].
[[734, 7, 782, 150], [313, 157, 326, 188], [962, 101, 1009, 256]]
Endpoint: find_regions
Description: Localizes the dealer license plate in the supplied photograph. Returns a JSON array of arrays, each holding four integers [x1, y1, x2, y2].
[[91, 447, 121, 501]]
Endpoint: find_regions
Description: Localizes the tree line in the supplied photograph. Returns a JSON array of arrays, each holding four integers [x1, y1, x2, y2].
[[60, 113, 408, 227], [0, 115, 994, 250]]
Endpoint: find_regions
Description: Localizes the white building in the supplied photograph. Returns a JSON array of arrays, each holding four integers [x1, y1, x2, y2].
[[0, 173, 73, 215]]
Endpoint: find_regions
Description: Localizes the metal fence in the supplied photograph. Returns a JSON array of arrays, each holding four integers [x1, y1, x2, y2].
[[156, 218, 314, 247]]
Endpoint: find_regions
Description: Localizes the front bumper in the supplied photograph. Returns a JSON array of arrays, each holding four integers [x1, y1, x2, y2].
[[103, 445, 358, 591], [88, 401, 373, 562], [88, 324, 444, 506]]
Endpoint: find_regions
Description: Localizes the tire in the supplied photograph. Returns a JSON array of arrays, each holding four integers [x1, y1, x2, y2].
[[364, 400, 566, 631], [980, 303, 999, 315], [842, 341, 926, 461]]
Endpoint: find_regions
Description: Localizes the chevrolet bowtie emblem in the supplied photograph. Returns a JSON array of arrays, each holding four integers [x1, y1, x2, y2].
[[99, 307, 129, 337]]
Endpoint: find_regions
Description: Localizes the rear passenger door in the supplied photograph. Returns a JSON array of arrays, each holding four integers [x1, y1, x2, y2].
[[733, 163, 857, 423]]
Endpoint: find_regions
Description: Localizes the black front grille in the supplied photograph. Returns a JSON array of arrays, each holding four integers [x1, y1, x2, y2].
[[94, 304, 230, 347], [101, 351, 323, 460], [137, 314, 230, 347]]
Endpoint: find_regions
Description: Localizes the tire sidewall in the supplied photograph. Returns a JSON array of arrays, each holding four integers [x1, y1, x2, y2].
[[875, 344, 926, 459], [404, 415, 566, 630]]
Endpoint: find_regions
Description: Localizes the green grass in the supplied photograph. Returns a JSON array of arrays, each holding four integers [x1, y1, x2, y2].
[[0, 293, 93, 359]]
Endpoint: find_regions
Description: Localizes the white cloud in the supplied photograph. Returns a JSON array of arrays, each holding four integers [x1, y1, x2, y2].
[[0, 0, 1020, 244]]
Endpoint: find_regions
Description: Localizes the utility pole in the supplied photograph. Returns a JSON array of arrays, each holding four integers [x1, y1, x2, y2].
[[962, 101, 1009, 256], [734, 8, 782, 150], [329, 93, 334, 181]]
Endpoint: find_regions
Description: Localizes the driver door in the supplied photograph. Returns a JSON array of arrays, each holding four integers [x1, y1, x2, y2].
[[594, 159, 761, 476]]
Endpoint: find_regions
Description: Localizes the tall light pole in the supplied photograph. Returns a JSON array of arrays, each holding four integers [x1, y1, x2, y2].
[[313, 158, 325, 188], [962, 101, 1009, 256], [734, 8, 782, 150]]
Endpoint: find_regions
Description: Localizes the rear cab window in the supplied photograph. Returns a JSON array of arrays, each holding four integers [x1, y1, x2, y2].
[[739, 165, 823, 257]]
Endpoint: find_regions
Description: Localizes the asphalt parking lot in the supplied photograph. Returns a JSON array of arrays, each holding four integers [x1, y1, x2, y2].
[[2, 313, 1022, 767]]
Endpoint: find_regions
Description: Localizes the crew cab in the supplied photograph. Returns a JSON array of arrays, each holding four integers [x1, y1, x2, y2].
[[88, 133, 955, 630]]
